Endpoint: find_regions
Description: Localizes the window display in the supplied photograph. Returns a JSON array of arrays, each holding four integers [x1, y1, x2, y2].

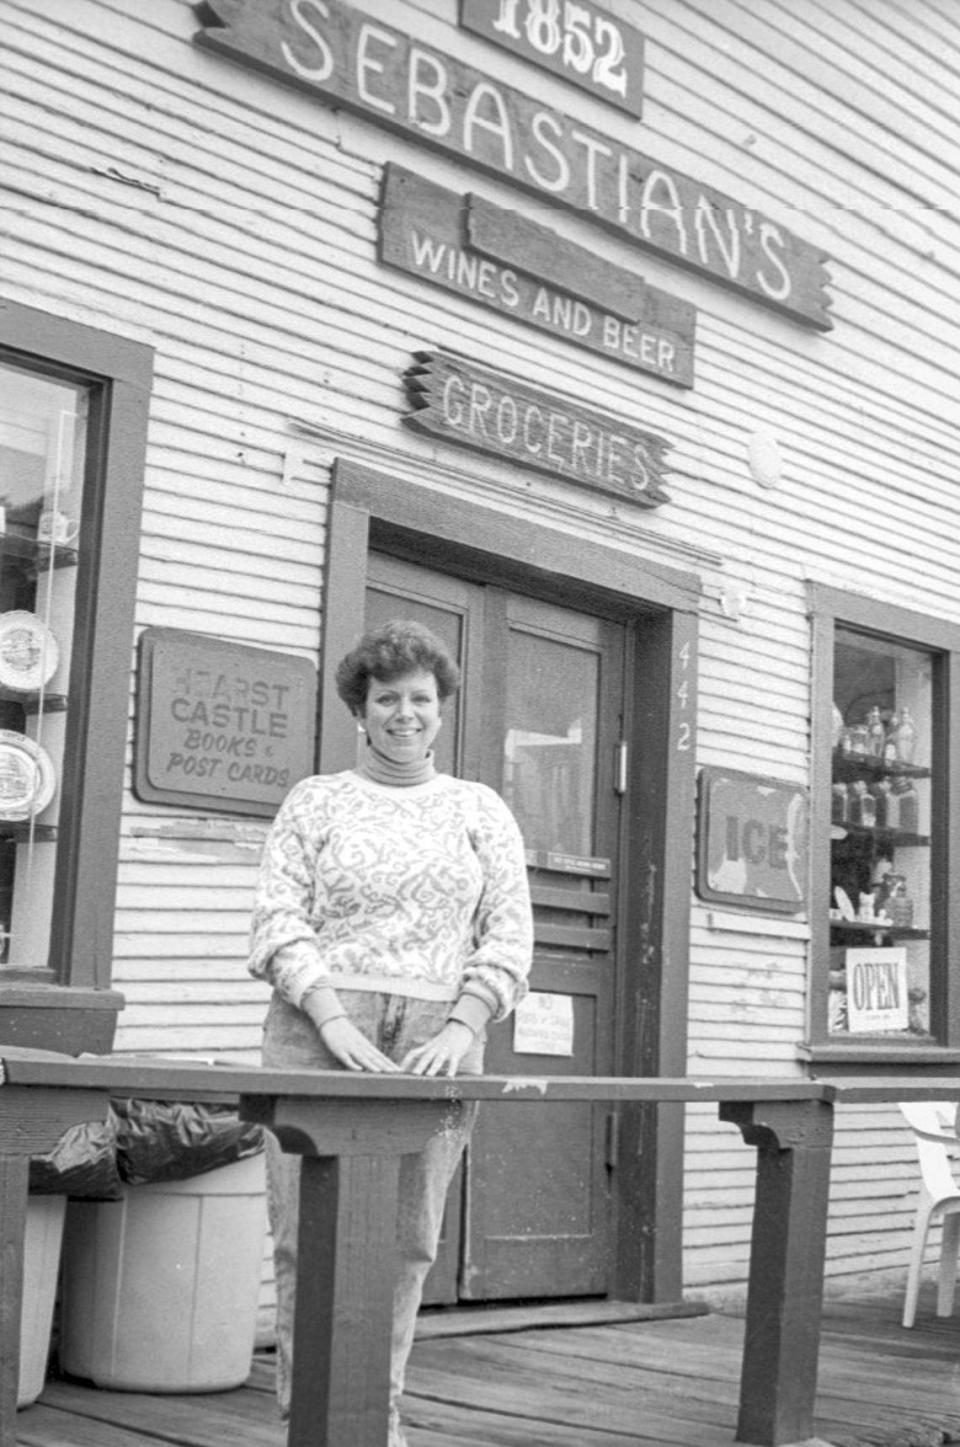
[[0, 363, 85, 968], [829, 629, 932, 1036]]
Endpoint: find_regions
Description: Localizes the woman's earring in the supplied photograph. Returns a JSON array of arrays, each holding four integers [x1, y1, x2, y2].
[[357, 722, 366, 734]]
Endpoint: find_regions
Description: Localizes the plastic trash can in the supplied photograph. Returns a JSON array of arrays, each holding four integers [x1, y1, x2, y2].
[[59, 1153, 267, 1392], [19, 1194, 67, 1408]]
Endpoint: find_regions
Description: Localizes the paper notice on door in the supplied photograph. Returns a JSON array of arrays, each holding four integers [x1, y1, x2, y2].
[[513, 992, 575, 1057]]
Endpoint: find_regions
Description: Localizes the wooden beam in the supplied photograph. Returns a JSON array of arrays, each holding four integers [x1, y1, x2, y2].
[[721, 1098, 834, 1446]]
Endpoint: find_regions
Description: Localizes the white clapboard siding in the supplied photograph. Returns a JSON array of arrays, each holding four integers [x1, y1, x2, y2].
[[5, 0, 960, 1297]]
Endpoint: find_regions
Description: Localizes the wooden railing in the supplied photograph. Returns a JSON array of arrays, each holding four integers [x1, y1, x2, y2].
[[0, 1051, 955, 1447]]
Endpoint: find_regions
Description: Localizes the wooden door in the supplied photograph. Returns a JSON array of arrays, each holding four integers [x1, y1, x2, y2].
[[364, 558, 625, 1302], [364, 553, 483, 1303], [464, 593, 623, 1298]]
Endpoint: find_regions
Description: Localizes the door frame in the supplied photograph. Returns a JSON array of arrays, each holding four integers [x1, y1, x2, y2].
[[319, 457, 700, 1303]]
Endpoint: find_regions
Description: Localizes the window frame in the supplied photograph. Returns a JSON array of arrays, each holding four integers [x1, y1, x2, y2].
[[805, 583, 960, 1067], [0, 299, 153, 1052]]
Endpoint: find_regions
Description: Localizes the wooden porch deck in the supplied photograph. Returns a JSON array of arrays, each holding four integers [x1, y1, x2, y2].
[[18, 1286, 960, 1447]]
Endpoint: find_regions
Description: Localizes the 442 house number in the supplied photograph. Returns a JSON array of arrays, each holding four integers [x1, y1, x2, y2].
[[463, 0, 645, 117]]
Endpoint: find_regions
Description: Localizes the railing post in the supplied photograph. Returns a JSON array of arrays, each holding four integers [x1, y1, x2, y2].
[[0, 1153, 28, 1447], [243, 1093, 457, 1447], [720, 1096, 834, 1446]]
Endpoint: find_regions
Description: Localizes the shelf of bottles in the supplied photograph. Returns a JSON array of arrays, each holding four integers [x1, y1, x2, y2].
[[0, 363, 85, 967], [829, 630, 933, 1036]]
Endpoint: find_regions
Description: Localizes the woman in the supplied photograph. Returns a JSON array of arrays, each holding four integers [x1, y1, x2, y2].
[[249, 619, 533, 1447]]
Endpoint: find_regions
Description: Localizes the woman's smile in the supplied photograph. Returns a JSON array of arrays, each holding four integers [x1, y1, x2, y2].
[[360, 668, 442, 764]]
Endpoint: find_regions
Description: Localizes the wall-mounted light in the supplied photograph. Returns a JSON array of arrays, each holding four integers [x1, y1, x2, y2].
[[747, 427, 783, 489]]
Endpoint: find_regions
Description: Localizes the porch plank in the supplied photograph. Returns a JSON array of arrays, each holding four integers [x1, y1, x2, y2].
[[31, 1380, 283, 1447], [17, 1405, 170, 1447], [22, 1288, 960, 1447], [406, 1395, 679, 1445], [17, 1400, 157, 1447]]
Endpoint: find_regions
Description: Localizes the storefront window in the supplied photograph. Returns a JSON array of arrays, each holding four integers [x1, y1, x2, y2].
[[809, 584, 960, 1061], [829, 630, 932, 1037], [0, 298, 152, 1054], [0, 364, 87, 969]]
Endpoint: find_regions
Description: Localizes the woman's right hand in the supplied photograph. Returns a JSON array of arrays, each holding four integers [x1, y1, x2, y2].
[[318, 1017, 401, 1073]]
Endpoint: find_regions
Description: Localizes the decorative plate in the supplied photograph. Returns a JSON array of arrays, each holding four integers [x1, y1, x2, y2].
[[0, 612, 59, 694], [0, 730, 56, 820]]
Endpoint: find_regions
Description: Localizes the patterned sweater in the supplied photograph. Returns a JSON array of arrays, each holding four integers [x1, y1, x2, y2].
[[249, 771, 533, 1021]]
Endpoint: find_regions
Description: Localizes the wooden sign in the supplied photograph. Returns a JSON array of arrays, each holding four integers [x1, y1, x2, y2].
[[380, 165, 695, 388], [195, 0, 832, 328], [134, 628, 317, 816], [405, 351, 672, 506], [696, 767, 808, 913], [844, 947, 909, 1034], [459, 0, 646, 119]]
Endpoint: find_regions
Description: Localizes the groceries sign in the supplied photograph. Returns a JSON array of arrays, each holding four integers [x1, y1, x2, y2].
[[195, 0, 832, 328], [405, 351, 672, 506]]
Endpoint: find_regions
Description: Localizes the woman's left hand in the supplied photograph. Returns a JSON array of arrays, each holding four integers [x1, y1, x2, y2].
[[400, 1020, 475, 1077]]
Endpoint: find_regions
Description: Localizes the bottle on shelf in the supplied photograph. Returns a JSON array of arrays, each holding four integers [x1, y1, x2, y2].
[[866, 706, 886, 758], [873, 776, 894, 826], [892, 777, 919, 833], [831, 703, 845, 752], [892, 706, 917, 765], [848, 779, 876, 827], [831, 783, 848, 824], [883, 714, 900, 765], [886, 874, 915, 929]]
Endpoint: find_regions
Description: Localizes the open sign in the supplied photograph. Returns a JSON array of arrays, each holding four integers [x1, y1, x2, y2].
[[845, 947, 909, 1033]]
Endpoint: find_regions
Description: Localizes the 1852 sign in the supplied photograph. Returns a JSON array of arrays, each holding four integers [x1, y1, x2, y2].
[[696, 767, 809, 914], [459, 0, 646, 118], [134, 628, 317, 816], [406, 351, 672, 506], [195, 0, 832, 328]]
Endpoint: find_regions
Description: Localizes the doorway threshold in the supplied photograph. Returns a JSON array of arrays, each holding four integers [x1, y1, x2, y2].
[[415, 1296, 709, 1339]]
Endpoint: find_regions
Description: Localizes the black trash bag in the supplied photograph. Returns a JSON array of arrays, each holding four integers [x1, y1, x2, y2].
[[113, 1097, 264, 1186], [29, 1106, 124, 1200]]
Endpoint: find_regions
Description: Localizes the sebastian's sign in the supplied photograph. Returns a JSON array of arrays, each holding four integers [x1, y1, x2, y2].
[[134, 628, 317, 816], [381, 165, 695, 387], [195, 0, 832, 328], [459, 0, 646, 119], [405, 351, 671, 507]]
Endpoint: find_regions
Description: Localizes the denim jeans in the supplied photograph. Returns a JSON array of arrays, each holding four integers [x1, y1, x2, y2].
[[261, 991, 483, 1429]]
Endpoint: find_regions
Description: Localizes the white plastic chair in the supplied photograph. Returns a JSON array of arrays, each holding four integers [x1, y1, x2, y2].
[[899, 1101, 960, 1327]]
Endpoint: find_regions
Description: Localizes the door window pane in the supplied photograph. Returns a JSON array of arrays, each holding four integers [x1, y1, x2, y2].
[[0, 363, 87, 968], [503, 628, 599, 858], [829, 630, 932, 1036], [364, 582, 465, 777]]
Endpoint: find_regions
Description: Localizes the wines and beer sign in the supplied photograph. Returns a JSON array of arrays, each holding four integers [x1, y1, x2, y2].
[[380, 165, 696, 387], [195, 0, 832, 328], [405, 351, 671, 507]]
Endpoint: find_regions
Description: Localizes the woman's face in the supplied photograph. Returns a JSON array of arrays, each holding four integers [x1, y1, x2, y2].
[[360, 668, 442, 765]]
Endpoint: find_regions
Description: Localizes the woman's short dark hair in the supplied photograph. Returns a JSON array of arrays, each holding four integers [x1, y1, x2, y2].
[[335, 619, 460, 714]]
